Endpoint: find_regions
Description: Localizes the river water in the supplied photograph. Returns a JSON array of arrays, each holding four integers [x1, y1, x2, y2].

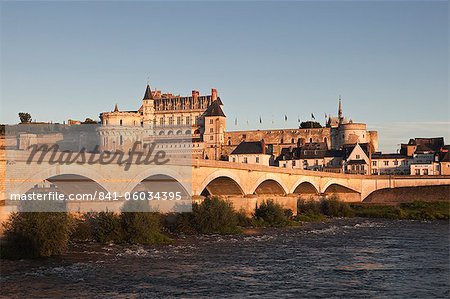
[[1, 219, 449, 298]]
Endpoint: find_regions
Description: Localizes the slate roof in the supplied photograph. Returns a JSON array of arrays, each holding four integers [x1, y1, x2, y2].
[[204, 100, 226, 117], [231, 141, 264, 155], [342, 143, 370, 159], [143, 84, 153, 100]]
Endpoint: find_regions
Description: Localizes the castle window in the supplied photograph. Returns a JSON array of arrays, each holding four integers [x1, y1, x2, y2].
[[210, 136, 213, 140], [177, 116, 182, 125], [256, 157, 260, 163], [309, 138, 312, 143], [228, 140, 231, 145], [384, 161, 389, 166], [243, 157, 248, 163], [210, 128, 214, 133], [210, 119, 214, 124], [120, 119, 123, 126], [186, 116, 191, 125], [356, 154, 360, 159], [120, 135, 123, 145], [291, 138, 294, 144], [159, 117, 164, 126], [169, 117, 174, 126], [281, 138, 284, 144], [394, 160, 399, 166], [372, 161, 377, 166]]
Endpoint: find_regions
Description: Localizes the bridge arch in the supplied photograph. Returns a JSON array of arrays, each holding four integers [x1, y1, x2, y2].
[[124, 167, 191, 196], [290, 178, 320, 195], [12, 165, 111, 196], [322, 180, 360, 194], [197, 170, 245, 196], [251, 174, 288, 195], [322, 182, 361, 202]]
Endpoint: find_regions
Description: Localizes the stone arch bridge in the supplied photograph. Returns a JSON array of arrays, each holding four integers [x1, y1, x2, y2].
[[2, 150, 450, 215]]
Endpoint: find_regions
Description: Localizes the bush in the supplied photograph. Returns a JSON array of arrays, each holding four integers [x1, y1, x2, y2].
[[163, 212, 197, 235], [296, 199, 327, 222], [88, 211, 123, 244], [254, 199, 292, 227], [120, 212, 170, 244], [320, 196, 354, 217], [1, 212, 71, 259], [236, 210, 255, 227], [192, 197, 241, 234], [70, 213, 94, 241]]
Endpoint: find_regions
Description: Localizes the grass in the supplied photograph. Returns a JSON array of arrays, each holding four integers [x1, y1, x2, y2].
[[297, 196, 450, 221]]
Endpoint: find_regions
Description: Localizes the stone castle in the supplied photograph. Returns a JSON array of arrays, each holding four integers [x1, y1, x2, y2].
[[99, 84, 378, 161]]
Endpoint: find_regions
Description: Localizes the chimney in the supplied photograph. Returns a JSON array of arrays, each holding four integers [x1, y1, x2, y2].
[[211, 88, 217, 101], [192, 90, 199, 100]]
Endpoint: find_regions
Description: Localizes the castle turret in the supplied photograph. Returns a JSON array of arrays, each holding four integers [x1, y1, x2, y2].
[[142, 84, 155, 126], [338, 96, 343, 121]]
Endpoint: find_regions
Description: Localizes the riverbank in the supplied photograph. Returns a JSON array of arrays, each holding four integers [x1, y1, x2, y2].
[[0, 198, 448, 260]]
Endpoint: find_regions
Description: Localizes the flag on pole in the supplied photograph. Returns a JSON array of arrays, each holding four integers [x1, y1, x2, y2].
[[297, 116, 300, 123], [285, 115, 287, 121], [259, 116, 262, 124], [325, 113, 327, 119], [235, 117, 238, 126], [311, 113, 315, 120]]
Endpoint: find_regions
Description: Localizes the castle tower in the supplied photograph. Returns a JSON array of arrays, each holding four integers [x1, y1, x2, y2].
[[338, 96, 343, 121], [204, 98, 226, 160], [142, 84, 155, 126]]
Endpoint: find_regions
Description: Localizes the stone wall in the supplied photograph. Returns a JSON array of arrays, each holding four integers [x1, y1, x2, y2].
[[363, 185, 450, 204], [222, 128, 331, 157]]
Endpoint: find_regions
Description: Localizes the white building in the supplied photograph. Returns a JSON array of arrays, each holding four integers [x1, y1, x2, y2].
[[371, 153, 411, 175], [229, 141, 273, 166]]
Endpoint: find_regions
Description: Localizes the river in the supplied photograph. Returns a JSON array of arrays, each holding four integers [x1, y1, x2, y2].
[[1, 219, 449, 298]]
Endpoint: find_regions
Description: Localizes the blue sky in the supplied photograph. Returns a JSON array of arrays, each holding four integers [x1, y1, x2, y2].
[[0, 1, 448, 152]]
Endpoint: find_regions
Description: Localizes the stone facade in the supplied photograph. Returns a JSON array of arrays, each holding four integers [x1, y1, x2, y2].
[[98, 85, 378, 162]]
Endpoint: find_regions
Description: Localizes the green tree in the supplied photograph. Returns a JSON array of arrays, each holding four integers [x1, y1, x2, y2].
[[300, 121, 322, 128], [18, 112, 32, 123], [82, 118, 98, 124]]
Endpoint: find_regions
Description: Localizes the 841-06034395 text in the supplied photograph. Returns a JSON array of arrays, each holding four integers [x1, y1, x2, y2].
[[9, 191, 183, 201]]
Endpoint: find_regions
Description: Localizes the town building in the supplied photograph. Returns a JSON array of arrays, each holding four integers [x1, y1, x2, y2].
[[228, 141, 273, 166]]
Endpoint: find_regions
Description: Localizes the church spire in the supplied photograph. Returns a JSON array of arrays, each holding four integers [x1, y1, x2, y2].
[[143, 84, 153, 100], [338, 96, 343, 120], [114, 103, 119, 112]]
